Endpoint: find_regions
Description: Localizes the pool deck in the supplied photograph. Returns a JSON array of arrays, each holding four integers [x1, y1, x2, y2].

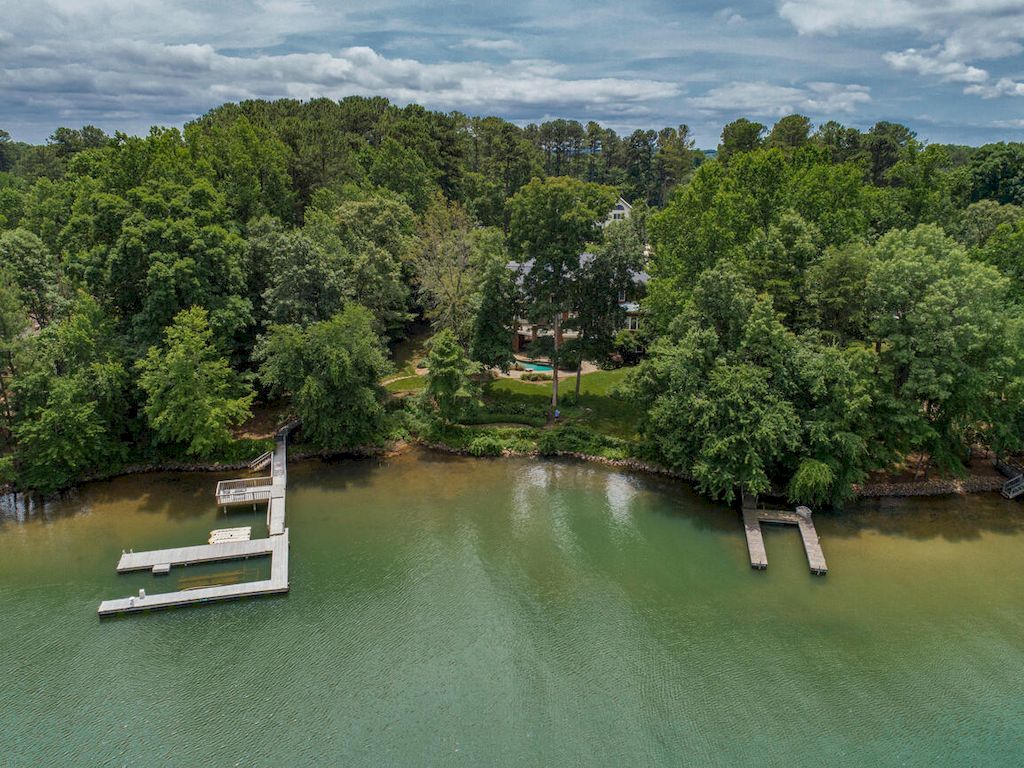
[[742, 506, 828, 575], [98, 426, 295, 617]]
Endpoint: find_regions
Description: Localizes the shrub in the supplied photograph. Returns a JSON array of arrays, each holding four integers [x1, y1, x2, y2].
[[468, 433, 505, 456], [521, 372, 551, 382], [537, 424, 629, 459]]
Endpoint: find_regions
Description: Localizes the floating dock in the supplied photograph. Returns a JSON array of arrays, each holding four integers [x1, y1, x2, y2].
[[208, 526, 252, 544], [742, 505, 827, 575], [98, 424, 296, 616]]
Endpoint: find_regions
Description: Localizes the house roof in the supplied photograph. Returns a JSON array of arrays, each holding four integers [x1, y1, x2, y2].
[[508, 254, 648, 284]]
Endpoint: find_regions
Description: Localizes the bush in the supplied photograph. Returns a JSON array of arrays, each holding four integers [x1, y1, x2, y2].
[[415, 359, 427, 369], [459, 411, 547, 428], [521, 372, 551, 382], [537, 424, 628, 459], [468, 433, 505, 456]]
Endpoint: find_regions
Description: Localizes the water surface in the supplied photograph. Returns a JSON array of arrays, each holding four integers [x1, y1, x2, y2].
[[2, 452, 1023, 766]]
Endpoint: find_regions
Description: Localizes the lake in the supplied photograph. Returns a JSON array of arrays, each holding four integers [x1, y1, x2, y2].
[[2, 450, 1023, 766]]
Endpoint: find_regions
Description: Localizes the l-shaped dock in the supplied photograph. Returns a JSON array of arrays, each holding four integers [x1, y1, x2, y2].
[[97, 425, 295, 616], [742, 505, 828, 575]]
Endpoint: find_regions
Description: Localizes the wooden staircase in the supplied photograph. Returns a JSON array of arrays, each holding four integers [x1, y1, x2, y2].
[[996, 458, 1024, 500], [1003, 474, 1024, 500], [249, 450, 273, 472]]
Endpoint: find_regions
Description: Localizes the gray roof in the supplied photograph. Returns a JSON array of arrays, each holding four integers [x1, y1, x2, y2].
[[508, 254, 648, 284]]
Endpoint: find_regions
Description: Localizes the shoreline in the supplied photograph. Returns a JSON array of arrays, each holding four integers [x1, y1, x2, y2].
[[0, 440, 1010, 503]]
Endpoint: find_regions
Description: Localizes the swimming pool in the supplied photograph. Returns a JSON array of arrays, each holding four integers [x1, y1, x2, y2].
[[518, 360, 553, 372]]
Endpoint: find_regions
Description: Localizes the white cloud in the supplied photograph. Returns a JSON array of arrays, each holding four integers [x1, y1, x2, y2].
[[713, 8, 746, 26], [966, 79, 1024, 98], [778, 0, 1024, 98], [883, 48, 988, 84], [688, 80, 870, 116], [454, 38, 522, 53], [991, 119, 1024, 128]]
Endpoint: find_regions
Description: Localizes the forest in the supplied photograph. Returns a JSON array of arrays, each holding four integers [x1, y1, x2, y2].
[[1, 98, 1022, 504]]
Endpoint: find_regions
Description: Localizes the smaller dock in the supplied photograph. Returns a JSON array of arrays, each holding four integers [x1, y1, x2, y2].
[[742, 506, 827, 575], [208, 526, 251, 544]]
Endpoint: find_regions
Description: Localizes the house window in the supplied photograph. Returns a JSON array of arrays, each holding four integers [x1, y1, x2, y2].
[[626, 315, 640, 331], [612, 212, 624, 220], [618, 289, 626, 303]]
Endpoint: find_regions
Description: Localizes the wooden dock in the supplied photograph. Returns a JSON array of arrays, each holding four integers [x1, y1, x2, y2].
[[742, 505, 828, 575], [98, 425, 295, 616], [97, 532, 288, 616]]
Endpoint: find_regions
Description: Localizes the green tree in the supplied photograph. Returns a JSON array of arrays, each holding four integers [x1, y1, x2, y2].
[[367, 137, 438, 213], [261, 228, 345, 326], [767, 114, 812, 153], [718, 119, 765, 163], [470, 247, 519, 372], [136, 307, 255, 458], [0, 228, 61, 327], [305, 189, 417, 338], [569, 220, 644, 394], [865, 225, 1011, 472], [0, 268, 28, 436], [257, 305, 390, 449], [421, 329, 479, 424], [415, 198, 490, 344], [10, 295, 130, 492], [508, 176, 617, 416]]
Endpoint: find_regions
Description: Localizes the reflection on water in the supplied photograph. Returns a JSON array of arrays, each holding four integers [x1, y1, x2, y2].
[[1, 450, 1023, 768]]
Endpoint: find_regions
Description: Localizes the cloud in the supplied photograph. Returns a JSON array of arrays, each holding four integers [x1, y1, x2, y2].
[[453, 38, 522, 53], [966, 79, 1024, 98], [688, 80, 870, 116], [883, 48, 988, 84], [991, 119, 1024, 128], [778, 0, 1024, 98], [713, 8, 746, 26], [0, 41, 681, 128]]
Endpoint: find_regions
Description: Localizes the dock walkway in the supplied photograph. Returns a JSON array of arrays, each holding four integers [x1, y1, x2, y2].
[[742, 506, 828, 575], [98, 532, 288, 616], [98, 424, 295, 616]]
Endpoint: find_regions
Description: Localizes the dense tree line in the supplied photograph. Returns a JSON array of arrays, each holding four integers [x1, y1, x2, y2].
[[1, 98, 1022, 503], [631, 124, 1024, 505]]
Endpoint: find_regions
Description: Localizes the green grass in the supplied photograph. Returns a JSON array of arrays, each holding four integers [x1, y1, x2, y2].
[[482, 366, 641, 441], [385, 375, 427, 393]]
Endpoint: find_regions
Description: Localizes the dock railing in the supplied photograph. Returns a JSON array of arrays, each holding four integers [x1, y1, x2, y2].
[[215, 476, 274, 504]]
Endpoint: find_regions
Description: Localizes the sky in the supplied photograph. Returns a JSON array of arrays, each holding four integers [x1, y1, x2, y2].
[[2, 0, 1024, 147]]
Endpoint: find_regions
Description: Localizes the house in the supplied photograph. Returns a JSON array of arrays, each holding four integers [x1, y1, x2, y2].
[[509, 197, 646, 353], [603, 197, 632, 226], [509, 255, 647, 352]]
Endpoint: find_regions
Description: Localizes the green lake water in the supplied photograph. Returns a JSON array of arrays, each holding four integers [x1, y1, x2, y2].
[[2, 451, 1023, 766]]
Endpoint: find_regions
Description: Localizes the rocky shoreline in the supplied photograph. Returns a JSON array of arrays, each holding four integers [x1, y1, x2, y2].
[[1, 440, 1011, 503], [415, 440, 1011, 501]]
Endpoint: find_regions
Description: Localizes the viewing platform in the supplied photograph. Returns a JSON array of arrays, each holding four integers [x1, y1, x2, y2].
[[215, 476, 273, 506], [742, 505, 828, 575]]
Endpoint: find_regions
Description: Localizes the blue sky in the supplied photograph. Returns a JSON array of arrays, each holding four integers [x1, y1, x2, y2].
[[2, 0, 1023, 147]]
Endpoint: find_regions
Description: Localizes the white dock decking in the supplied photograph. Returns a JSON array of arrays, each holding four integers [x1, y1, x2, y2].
[[97, 532, 288, 616], [98, 427, 295, 616], [742, 505, 828, 575]]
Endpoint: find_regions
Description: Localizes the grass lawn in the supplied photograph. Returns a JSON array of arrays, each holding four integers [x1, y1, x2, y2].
[[483, 366, 640, 440], [385, 375, 427, 393]]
